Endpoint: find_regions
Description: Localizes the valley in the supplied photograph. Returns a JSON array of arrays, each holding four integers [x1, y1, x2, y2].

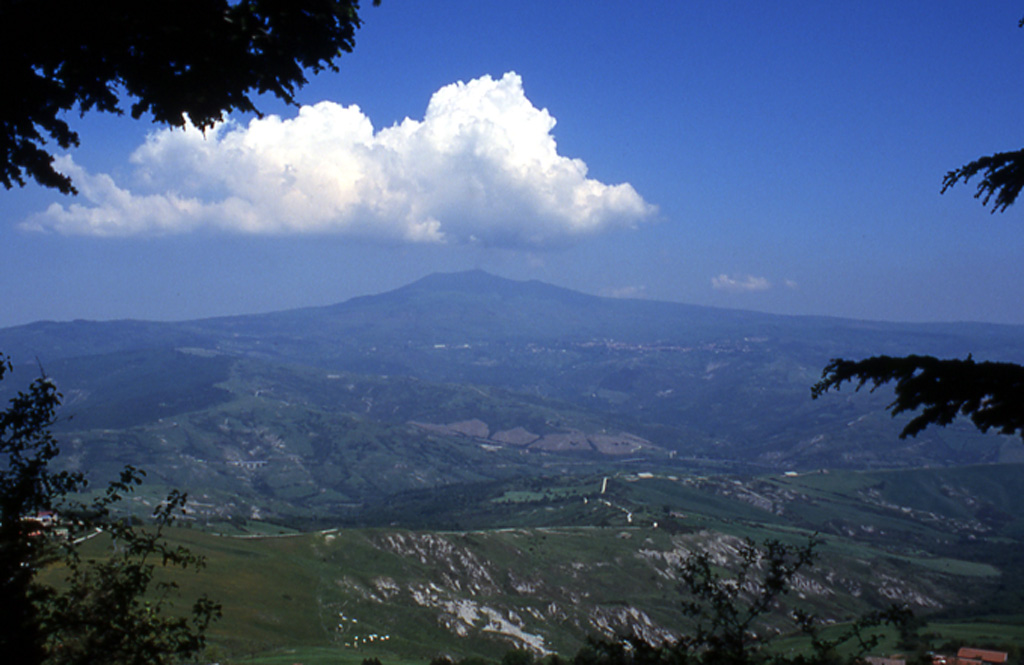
[[92, 463, 1024, 663], [3, 271, 1023, 662]]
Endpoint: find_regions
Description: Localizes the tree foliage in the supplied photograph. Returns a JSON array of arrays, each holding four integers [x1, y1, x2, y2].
[[0, 354, 220, 664], [676, 538, 907, 665], [37, 489, 221, 665], [575, 538, 908, 665], [0, 357, 71, 663], [677, 537, 819, 665], [941, 148, 1024, 213], [935, 16, 1024, 214], [1, 0, 379, 194], [813, 355, 1024, 441], [814, 18, 1024, 441]]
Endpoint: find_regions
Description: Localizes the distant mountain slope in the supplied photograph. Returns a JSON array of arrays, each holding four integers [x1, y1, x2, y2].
[[1, 270, 1022, 512], [5, 270, 1022, 364], [191, 270, 1024, 366]]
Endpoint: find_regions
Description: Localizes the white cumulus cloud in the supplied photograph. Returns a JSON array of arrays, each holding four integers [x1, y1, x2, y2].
[[711, 274, 772, 293], [23, 72, 656, 246]]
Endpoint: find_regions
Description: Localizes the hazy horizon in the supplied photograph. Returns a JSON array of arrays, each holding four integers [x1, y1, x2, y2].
[[4, 268, 1024, 330]]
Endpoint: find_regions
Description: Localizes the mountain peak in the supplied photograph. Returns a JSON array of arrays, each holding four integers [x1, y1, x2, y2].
[[404, 270, 512, 291], [394, 270, 595, 303]]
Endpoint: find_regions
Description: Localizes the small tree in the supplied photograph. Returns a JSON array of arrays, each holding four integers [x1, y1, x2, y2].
[[677, 538, 911, 665], [677, 538, 819, 665], [575, 538, 908, 665], [0, 354, 220, 665], [0, 356, 71, 663]]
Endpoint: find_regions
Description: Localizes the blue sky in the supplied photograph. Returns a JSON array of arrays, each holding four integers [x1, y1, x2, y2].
[[4, 1, 1024, 327]]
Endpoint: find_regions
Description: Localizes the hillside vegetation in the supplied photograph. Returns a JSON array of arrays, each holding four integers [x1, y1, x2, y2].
[[1, 272, 1021, 521], [97, 463, 1024, 662], [5, 272, 1023, 661]]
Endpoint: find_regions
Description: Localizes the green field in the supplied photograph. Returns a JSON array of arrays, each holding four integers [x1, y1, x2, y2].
[[50, 462, 1024, 665]]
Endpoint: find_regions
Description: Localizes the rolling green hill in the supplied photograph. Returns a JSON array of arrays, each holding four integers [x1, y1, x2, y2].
[[67, 464, 1024, 664]]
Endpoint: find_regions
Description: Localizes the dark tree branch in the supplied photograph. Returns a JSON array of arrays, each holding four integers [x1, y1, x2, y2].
[[812, 355, 1024, 440], [941, 148, 1024, 213], [0, 0, 380, 194]]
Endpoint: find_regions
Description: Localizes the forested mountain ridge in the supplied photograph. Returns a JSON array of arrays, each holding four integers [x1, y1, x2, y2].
[[5, 270, 1022, 364], [1, 271, 1022, 519]]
